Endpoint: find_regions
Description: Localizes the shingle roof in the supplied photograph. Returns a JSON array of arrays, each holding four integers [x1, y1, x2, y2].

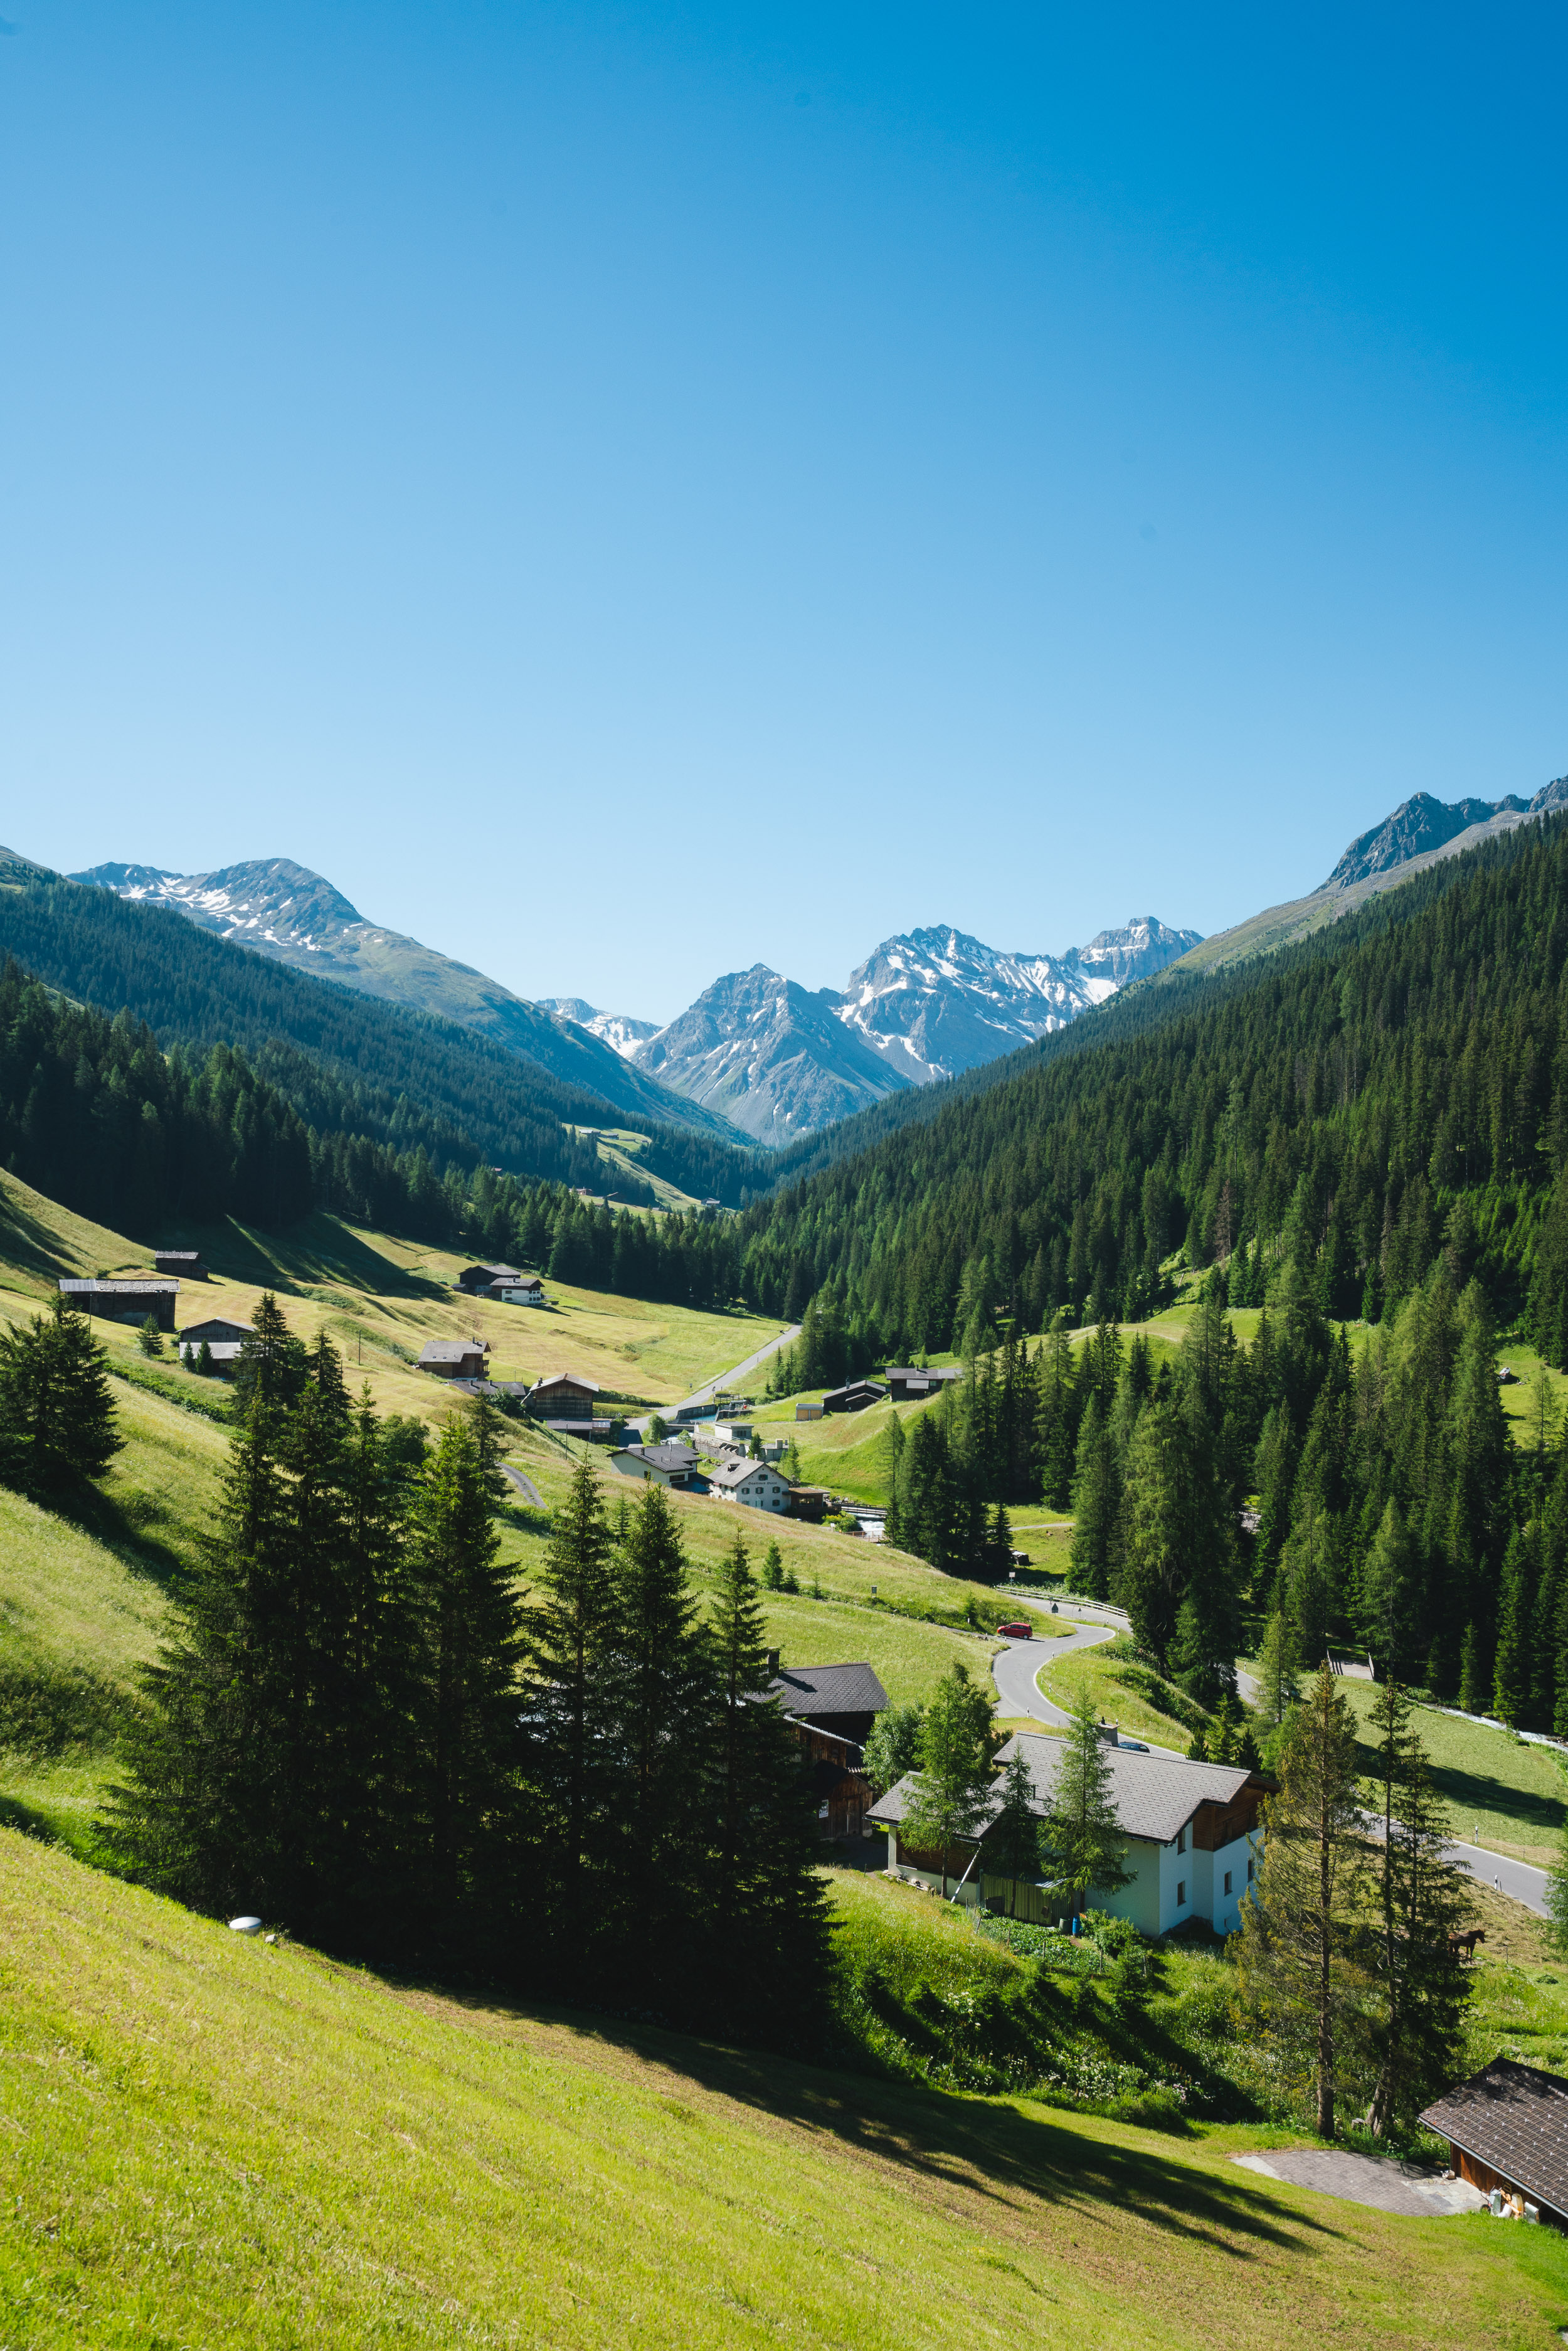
[[531, 1372, 601, 1395], [767, 1662, 889, 1719], [420, 1340, 484, 1364], [1420, 2061, 1568, 2214], [869, 1733, 1254, 1845]]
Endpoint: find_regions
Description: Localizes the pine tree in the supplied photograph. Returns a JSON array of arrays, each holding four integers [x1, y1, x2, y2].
[[1043, 1687, 1133, 1919], [1358, 1498, 1415, 1679], [406, 1414, 524, 1947], [233, 1292, 308, 1413], [1257, 1610, 1300, 1727], [606, 1482, 709, 1997], [707, 1526, 829, 2043], [1493, 1526, 1535, 1726], [1236, 1668, 1369, 2138], [137, 1313, 163, 1358], [1068, 1393, 1121, 1602], [761, 1538, 785, 1589], [0, 1290, 123, 1494], [109, 1398, 295, 1916], [901, 1664, 995, 1896], [1459, 1620, 1489, 1714], [524, 1455, 618, 1982]]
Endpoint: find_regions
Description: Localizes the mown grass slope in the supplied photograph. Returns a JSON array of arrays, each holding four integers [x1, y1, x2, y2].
[[4, 1829, 1567, 2349]]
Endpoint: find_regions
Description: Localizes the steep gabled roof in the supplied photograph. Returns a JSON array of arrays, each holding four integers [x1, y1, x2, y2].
[[709, 1457, 780, 1489], [766, 1662, 889, 1719], [1421, 2061, 1568, 2214], [419, 1339, 485, 1364], [869, 1734, 1254, 1846], [531, 1371, 601, 1395]]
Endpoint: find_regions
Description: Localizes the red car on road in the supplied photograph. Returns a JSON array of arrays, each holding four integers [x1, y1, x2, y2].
[[994, 1620, 1033, 1640]]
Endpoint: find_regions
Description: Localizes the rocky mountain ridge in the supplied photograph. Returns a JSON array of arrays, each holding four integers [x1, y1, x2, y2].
[[551, 915, 1201, 1144]]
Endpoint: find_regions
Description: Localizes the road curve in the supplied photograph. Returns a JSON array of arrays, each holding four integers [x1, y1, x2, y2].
[[501, 1462, 545, 1509], [990, 1623, 1117, 1731]]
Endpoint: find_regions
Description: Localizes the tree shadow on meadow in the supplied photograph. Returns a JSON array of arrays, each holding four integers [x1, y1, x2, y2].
[[418, 1984, 1332, 2266]]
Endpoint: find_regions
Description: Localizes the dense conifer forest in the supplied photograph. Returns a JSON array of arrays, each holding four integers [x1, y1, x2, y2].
[[737, 819, 1568, 1356], [0, 872, 764, 1204], [108, 1314, 828, 2041]]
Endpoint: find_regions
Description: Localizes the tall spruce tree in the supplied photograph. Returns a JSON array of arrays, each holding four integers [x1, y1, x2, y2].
[[524, 1455, 617, 1984], [0, 1289, 122, 1495], [607, 1482, 709, 1999], [406, 1413, 524, 1949], [1237, 1667, 1368, 2138], [989, 1748, 1042, 1918], [707, 1526, 829, 2043]]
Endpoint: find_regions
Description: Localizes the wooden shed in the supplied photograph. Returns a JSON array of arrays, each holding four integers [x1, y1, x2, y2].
[[1421, 2060, 1568, 2225]]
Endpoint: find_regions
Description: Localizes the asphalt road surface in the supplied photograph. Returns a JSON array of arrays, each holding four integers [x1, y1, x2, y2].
[[990, 1623, 1117, 1732], [669, 1323, 802, 1414], [1438, 1840, 1548, 1918]]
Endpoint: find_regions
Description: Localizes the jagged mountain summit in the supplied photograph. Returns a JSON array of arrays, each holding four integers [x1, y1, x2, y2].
[[70, 857, 728, 1136], [1323, 778, 1568, 888], [835, 920, 1200, 1086], [537, 997, 659, 1061], [1163, 769, 1568, 983], [546, 915, 1200, 1144]]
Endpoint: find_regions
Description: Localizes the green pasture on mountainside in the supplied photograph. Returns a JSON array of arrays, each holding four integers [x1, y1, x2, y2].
[[5, 1830, 1568, 2350]]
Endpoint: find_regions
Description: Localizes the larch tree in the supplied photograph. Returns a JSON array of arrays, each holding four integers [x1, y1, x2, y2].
[[1237, 1667, 1369, 2139], [1365, 1679, 1475, 2138]]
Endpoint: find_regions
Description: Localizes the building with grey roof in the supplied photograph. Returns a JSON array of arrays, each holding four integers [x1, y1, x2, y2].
[[609, 1440, 707, 1491], [760, 1660, 889, 1748], [869, 1730, 1267, 1936], [1421, 2061, 1568, 2224]]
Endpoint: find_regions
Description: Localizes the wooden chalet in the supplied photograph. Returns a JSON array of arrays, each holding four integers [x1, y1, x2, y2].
[[786, 1485, 832, 1522], [528, 1372, 601, 1418], [154, 1250, 206, 1280], [177, 1315, 253, 1374], [455, 1262, 522, 1294], [1421, 2061, 1568, 2225], [754, 1658, 889, 1838]]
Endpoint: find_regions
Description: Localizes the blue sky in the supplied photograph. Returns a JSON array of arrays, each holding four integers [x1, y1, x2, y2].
[[4, 4, 1567, 1018]]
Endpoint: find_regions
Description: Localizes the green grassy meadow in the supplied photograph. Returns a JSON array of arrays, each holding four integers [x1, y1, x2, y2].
[[4, 1830, 1568, 2349]]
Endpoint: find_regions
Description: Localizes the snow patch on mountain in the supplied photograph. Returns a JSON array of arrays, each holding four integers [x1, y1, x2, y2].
[[538, 997, 659, 1060]]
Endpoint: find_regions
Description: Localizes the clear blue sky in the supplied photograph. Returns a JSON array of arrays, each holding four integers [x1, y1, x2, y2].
[[4, 4, 1567, 1019]]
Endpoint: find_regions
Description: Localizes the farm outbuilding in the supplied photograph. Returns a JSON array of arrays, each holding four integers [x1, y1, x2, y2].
[[155, 1251, 207, 1280], [884, 1366, 963, 1403], [58, 1278, 179, 1332], [1421, 2061, 1568, 2225], [177, 1316, 253, 1374], [528, 1372, 601, 1418], [419, 1340, 487, 1379], [821, 1380, 887, 1415]]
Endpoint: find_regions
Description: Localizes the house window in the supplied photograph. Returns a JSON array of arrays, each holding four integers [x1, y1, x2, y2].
[[1224, 1871, 1232, 1896], [1247, 1859, 1254, 1884], [1177, 1881, 1187, 1907], [1177, 1827, 1185, 1855]]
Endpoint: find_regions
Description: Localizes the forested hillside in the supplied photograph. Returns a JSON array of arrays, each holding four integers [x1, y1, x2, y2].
[[738, 817, 1568, 1357], [0, 873, 765, 1206]]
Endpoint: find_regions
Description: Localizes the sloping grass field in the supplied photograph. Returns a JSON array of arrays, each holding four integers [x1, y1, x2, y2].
[[4, 1830, 1568, 2348]]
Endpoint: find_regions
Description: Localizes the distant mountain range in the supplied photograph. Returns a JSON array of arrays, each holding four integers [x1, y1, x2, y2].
[[70, 859, 728, 1138], [75, 772, 1562, 1160], [550, 916, 1202, 1145]]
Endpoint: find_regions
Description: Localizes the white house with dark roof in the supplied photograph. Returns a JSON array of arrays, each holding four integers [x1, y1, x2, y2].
[[869, 1732, 1267, 1936], [609, 1440, 707, 1490], [709, 1457, 791, 1513]]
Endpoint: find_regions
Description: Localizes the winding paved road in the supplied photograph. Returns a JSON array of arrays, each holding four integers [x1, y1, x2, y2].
[[990, 1622, 1117, 1732]]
